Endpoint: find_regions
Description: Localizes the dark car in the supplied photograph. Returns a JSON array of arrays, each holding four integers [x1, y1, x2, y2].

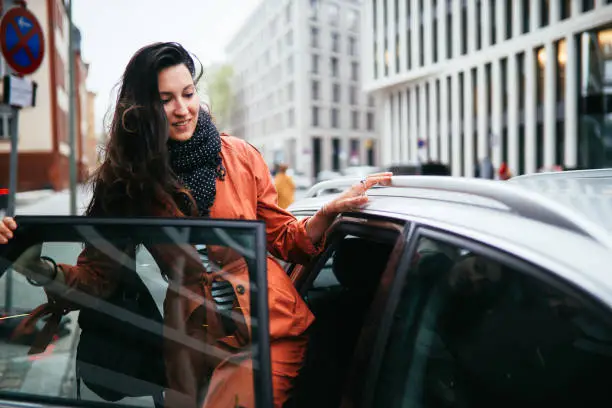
[[386, 161, 451, 176]]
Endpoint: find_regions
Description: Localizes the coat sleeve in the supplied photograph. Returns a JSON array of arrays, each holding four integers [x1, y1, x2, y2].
[[52, 243, 129, 306], [250, 146, 325, 264]]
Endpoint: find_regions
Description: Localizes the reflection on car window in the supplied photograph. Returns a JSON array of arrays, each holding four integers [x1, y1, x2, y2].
[[375, 236, 612, 408], [0, 224, 261, 408]]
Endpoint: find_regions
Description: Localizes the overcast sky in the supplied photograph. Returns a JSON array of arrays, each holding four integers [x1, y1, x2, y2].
[[72, 0, 261, 133]]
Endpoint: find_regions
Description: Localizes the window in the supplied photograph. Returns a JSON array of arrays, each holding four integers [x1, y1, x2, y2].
[[286, 30, 293, 47], [310, 0, 319, 20], [348, 36, 358, 56], [332, 83, 341, 103], [331, 32, 340, 53], [311, 54, 320, 74], [287, 55, 294, 74], [375, 233, 612, 407], [287, 81, 294, 101], [312, 106, 320, 126], [560, 0, 571, 19], [311, 26, 320, 48], [312, 80, 320, 100], [351, 62, 359, 81], [331, 108, 340, 128], [287, 108, 295, 127], [368, 95, 375, 107], [328, 3, 340, 25], [0, 218, 269, 407], [285, 0, 293, 23], [349, 85, 358, 105], [367, 112, 375, 131], [347, 9, 359, 31], [351, 110, 359, 130], [331, 57, 339, 77]]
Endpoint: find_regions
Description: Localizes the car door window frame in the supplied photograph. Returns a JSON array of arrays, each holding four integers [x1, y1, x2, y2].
[[290, 213, 410, 407], [0, 215, 274, 408], [360, 224, 612, 408], [291, 214, 405, 295]]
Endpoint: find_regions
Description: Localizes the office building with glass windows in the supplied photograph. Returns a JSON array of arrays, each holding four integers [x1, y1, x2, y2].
[[226, 0, 379, 180], [363, 0, 612, 177]]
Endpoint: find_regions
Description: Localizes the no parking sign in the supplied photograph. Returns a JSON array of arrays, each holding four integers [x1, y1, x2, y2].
[[0, 6, 45, 75]]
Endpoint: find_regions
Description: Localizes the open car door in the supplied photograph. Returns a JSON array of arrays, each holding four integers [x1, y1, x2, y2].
[[0, 215, 273, 408]]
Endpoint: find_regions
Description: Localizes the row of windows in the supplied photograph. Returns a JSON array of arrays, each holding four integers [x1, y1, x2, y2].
[[372, 0, 612, 79], [386, 27, 612, 174], [310, 53, 361, 80], [310, 27, 359, 56], [311, 80, 376, 106], [310, 0, 361, 31], [312, 106, 376, 130]]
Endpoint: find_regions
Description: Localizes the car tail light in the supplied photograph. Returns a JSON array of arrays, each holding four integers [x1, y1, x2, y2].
[[0, 189, 8, 195]]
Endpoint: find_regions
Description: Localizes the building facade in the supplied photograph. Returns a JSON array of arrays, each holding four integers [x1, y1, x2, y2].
[[226, 0, 379, 180], [364, 0, 612, 177], [0, 0, 95, 191]]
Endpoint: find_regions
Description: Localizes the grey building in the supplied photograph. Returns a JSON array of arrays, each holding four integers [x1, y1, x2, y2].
[[226, 0, 379, 180], [364, 0, 612, 177]]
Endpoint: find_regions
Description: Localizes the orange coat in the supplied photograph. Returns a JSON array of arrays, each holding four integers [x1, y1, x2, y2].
[[18, 135, 321, 408]]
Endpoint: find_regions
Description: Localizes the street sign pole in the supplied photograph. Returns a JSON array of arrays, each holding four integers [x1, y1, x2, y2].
[[5, 106, 17, 314], [67, 0, 77, 215], [6, 107, 17, 217], [0, 2, 45, 314]]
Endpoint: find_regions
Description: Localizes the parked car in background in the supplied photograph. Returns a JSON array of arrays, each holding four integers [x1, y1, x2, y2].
[[316, 170, 342, 183], [386, 161, 451, 176], [341, 166, 382, 178], [287, 169, 313, 190]]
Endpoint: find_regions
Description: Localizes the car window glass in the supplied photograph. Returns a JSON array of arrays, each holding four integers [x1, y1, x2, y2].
[[374, 235, 612, 408], [0, 221, 264, 408], [294, 234, 395, 407]]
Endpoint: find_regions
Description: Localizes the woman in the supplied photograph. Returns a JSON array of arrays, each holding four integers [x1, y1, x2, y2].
[[0, 42, 390, 407]]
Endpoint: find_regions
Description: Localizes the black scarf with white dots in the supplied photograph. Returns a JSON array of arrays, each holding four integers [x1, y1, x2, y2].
[[167, 108, 225, 216]]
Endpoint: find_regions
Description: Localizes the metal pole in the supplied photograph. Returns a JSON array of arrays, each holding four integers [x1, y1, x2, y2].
[[6, 109, 17, 217], [67, 0, 77, 215], [5, 107, 18, 313]]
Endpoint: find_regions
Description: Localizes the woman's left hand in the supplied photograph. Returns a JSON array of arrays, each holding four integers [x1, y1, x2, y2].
[[322, 172, 393, 216]]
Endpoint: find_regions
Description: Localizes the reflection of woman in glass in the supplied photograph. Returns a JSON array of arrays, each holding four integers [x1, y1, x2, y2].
[[0, 43, 390, 407]]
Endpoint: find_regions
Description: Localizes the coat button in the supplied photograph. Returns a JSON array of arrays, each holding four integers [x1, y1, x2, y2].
[[236, 285, 245, 295]]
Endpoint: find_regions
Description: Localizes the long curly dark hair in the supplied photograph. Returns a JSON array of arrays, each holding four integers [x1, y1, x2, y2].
[[86, 42, 203, 217]]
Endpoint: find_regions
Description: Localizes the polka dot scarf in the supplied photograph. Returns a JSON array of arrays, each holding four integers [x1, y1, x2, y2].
[[167, 108, 225, 216]]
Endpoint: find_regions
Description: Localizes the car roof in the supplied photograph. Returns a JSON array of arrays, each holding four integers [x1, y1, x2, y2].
[[288, 173, 612, 306], [509, 168, 612, 234]]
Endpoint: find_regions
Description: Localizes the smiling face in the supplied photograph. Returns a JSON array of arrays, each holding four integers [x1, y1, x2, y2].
[[158, 64, 200, 142]]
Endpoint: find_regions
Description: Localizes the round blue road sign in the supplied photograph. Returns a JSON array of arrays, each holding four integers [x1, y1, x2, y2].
[[0, 6, 45, 75]]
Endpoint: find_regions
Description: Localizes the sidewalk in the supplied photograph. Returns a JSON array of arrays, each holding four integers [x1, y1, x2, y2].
[[14, 185, 90, 207], [14, 189, 56, 206]]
